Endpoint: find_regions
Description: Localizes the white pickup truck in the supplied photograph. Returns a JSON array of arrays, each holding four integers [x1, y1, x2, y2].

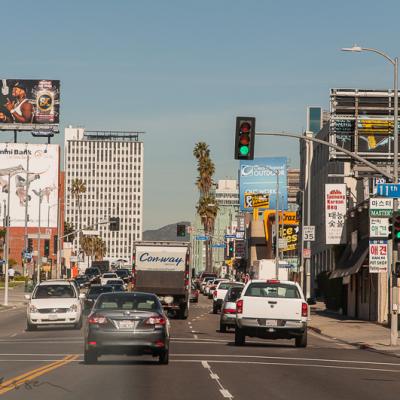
[[235, 279, 308, 347]]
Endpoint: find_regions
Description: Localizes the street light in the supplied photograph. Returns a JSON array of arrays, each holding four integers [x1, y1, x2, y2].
[[342, 44, 399, 346]]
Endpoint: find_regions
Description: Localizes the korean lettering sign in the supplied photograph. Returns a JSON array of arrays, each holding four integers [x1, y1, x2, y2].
[[325, 184, 347, 244], [369, 240, 388, 273]]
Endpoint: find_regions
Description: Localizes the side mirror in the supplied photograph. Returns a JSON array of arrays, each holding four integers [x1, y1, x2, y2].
[[307, 297, 316, 305], [79, 293, 86, 299], [24, 294, 31, 300]]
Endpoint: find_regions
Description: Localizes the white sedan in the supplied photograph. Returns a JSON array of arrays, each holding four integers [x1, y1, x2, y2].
[[100, 273, 118, 285]]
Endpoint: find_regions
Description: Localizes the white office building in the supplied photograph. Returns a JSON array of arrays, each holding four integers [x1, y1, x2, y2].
[[64, 127, 144, 264]]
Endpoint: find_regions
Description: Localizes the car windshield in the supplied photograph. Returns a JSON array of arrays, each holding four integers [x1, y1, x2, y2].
[[88, 286, 114, 295], [85, 268, 99, 275], [107, 280, 123, 284], [227, 287, 243, 301], [219, 282, 242, 290], [103, 273, 116, 278], [95, 293, 161, 312], [245, 283, 301, 299], [203, 277, 214, 283], [115, 270, 129, 277], [112, 285, 125, 291], [33, 284, 75, 299]]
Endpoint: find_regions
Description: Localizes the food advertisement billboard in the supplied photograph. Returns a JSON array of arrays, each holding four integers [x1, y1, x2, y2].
[[0, 143, 59, 227]]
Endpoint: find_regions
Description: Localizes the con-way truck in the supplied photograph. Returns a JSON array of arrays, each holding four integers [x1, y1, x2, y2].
[[133, 241, 190, 319]]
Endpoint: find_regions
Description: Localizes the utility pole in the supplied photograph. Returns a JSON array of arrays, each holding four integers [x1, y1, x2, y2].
[[3, 173, 11, 306], [275, 170, 280, 279], [36, 190, 43, 284], [23, 153, 30, 277], [305, 131, 313, 300]]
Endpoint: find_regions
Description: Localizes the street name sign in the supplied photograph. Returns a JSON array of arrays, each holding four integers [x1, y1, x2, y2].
[[369, 240, 388, 273], [211, 243, 226, 248], [369, 218, 389, 238], [369, 198, 393, 217], [303, 225, 315, 241], [195, 235, 208, 241], [376, 184, 400, 198], [224, 234, 236, 239]]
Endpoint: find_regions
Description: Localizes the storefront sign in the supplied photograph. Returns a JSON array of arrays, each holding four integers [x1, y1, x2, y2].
[[369, 240, 388, 273], [369, 197, 393, 217], [325, 184, 347, 244], [369, 218, 389, 238]]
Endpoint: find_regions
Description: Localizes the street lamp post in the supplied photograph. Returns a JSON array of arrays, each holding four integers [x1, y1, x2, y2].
[[342, 45, 399, 345]]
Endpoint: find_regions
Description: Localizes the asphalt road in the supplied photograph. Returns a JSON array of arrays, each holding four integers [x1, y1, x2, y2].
[[1, 295, 400, 399]]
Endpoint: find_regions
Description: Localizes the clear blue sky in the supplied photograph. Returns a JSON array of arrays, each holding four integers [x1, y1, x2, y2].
[[2, 0, 399, 229]]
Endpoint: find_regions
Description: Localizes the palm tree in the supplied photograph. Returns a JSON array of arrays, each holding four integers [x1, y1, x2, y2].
[[93, 237, 107, 260], [193, 142, 218, 272], [63, 221, 75, 243], [69, 179, 86, 257], [80, 236, 107, 266]]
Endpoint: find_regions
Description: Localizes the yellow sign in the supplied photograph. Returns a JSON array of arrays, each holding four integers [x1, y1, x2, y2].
[[244, 192, 270, 209], [280, 226, 298, 252]]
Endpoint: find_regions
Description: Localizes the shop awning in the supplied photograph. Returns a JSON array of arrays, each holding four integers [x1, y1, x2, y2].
[[329, 238, 369, 279]]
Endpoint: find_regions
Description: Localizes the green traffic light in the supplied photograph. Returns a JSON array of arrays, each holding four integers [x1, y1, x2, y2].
[[239, 145, 249, 156], [396, 232, 400, 239]]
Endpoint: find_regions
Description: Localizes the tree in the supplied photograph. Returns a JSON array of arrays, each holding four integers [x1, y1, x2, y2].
[[193, 142, 218, 272], [63, 221, 75, 243], [69, 179, 86, 255], [80, 235, 107, 266]]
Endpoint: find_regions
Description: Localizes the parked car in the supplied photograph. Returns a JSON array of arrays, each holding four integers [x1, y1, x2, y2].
[[25, 280, 85, 330], [235, 280, 308, 347], [219, 286, 244, 332], [84, 285, 114, 311], [213, 281, 244, 313], [100, 273, 118, 286], [189, 284, 199, 303], [84, 292, 170, 364]]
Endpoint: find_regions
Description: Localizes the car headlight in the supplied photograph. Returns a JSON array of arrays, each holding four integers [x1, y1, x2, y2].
[[69, 304, 78, 312], [29, 304, 38, 313], [164, 296, 174, 305]]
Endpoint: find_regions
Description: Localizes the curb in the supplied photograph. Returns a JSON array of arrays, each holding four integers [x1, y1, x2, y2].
[[309, 325, 400, 359]]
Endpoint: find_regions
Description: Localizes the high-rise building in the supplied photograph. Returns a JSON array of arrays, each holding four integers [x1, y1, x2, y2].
[[64, 127, 144, 265]]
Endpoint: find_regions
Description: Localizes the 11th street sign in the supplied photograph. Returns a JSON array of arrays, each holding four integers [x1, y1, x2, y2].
[[369, 198, 393, 217], [376, 184, 400, 198]]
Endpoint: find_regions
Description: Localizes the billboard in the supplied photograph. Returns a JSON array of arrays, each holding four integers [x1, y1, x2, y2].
[[0, 79, 60, 131], [0, 143, 59, 227], [325, 184, 346, 244], [329, 88, 399, 161], [239, 157, 287, 212]]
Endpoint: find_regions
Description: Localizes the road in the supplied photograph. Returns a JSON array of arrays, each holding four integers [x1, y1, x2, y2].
[[1, 295, 400, 399]]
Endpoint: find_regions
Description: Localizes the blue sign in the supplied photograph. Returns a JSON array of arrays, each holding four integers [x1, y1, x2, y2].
[[376, 184, 400, 198], [196, 235, 208, 241], [212, 243, 226, 248], [224, 234, 236, 239], [239, 157, 288, 212]]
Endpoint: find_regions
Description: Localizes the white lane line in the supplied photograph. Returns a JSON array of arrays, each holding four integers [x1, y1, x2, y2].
[[9, 333, 17, 338], [201, 359, 233, 399], [0, 353, 72, 356], [194, 335, 199, 340], [172, 353, 400, 367], [175, 359, 400, 373]]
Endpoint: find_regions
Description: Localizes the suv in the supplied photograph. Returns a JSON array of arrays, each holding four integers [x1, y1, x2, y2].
[[235, 280, 308, 347], [212, 281, 244, 313], [25, 280, 85, 330]]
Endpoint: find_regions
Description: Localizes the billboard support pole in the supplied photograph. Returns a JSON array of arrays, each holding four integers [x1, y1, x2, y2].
[[23, 152, 30, 277], [3, 173, 11, 306], [13, 130, 17, 144]]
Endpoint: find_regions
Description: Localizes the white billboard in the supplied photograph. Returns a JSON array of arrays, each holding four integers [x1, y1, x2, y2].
[[135, 246, 187, 271], [0, 143, 59, 227], [325, 184, 347, 244]]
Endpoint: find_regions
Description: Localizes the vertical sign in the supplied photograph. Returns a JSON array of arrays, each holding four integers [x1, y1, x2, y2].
[[369, 240, 388, 273], [325, 184, 347, 244]]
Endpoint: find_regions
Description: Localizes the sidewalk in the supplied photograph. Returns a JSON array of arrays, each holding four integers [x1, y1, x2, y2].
[[309, 302, 400, 356], [0, 282, 27, 310]]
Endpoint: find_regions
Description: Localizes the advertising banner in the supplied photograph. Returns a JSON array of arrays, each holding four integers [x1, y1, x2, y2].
[[0, 79, 60, 131], [0, 143, 59, 227], [325, 184, 347, 244], [369, 240, 388, 273], [135, 246, 187, 271], [239, 157, 287, 212]]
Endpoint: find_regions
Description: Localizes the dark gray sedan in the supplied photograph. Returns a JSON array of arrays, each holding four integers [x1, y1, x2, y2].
[[84, 292, 170, 364]]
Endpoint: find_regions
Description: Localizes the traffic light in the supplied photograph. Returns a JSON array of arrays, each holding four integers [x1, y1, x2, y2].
[[109, 217, 120, 231], [234, 116, 256, 160], [27, 238, 33, 253], [228, 241, 234, 258], [44, 240, 50, 257], [177, 224, 186, 237], [394, 211, 400, 243]]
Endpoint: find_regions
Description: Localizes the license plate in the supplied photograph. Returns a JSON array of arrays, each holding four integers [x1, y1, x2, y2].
[[265, 319, 277, 327], [118, 320, 136, 329], [48, 314, 58, 320]]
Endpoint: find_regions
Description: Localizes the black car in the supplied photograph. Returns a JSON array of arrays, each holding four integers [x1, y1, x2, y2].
[[85, 267, 101, 283], [84, 285, 114, 311], [114, 268, 131, 283], [74, 275, 90, 289], [84, 292, 170, 364]]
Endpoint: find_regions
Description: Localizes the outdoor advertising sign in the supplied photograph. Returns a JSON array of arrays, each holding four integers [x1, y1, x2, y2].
[[0, 143, 60, 227], [329, 89, 399, 161], [0, 79, 60, 131], [369, 240, 388, 273], [239, 157, 287, 212], [325, 184, 347, 244]]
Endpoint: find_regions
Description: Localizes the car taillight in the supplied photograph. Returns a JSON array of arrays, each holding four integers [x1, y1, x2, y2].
[[223, 308, 236, 314], [145, 316, 166, 326], [88, 315, 108, 324], [236, 299, 243, 314], [302, 302, 308, 317], [266, 279, 280, 284], [213, 290, 217, 298]]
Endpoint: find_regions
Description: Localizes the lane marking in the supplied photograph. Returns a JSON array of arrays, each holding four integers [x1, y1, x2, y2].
[[173, 359, 400, 373], [194, 335, 199, 340], [9, 334, 17, 338], [0, 354, 78, 395], [201, 359, 234, 399]]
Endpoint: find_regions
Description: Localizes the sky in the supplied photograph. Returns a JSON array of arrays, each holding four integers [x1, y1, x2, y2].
[[1, 0, 400, 229]]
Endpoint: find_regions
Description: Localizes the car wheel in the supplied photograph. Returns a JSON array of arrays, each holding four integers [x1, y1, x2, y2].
[[219, 323, 226, 333], [159, 350, 169, 365], [295, 330, 308, 348], [234, 327, 245, 346], [212, 303, 218, 314], [84, 349, 98, 364], [26, 322, 37, 331]]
